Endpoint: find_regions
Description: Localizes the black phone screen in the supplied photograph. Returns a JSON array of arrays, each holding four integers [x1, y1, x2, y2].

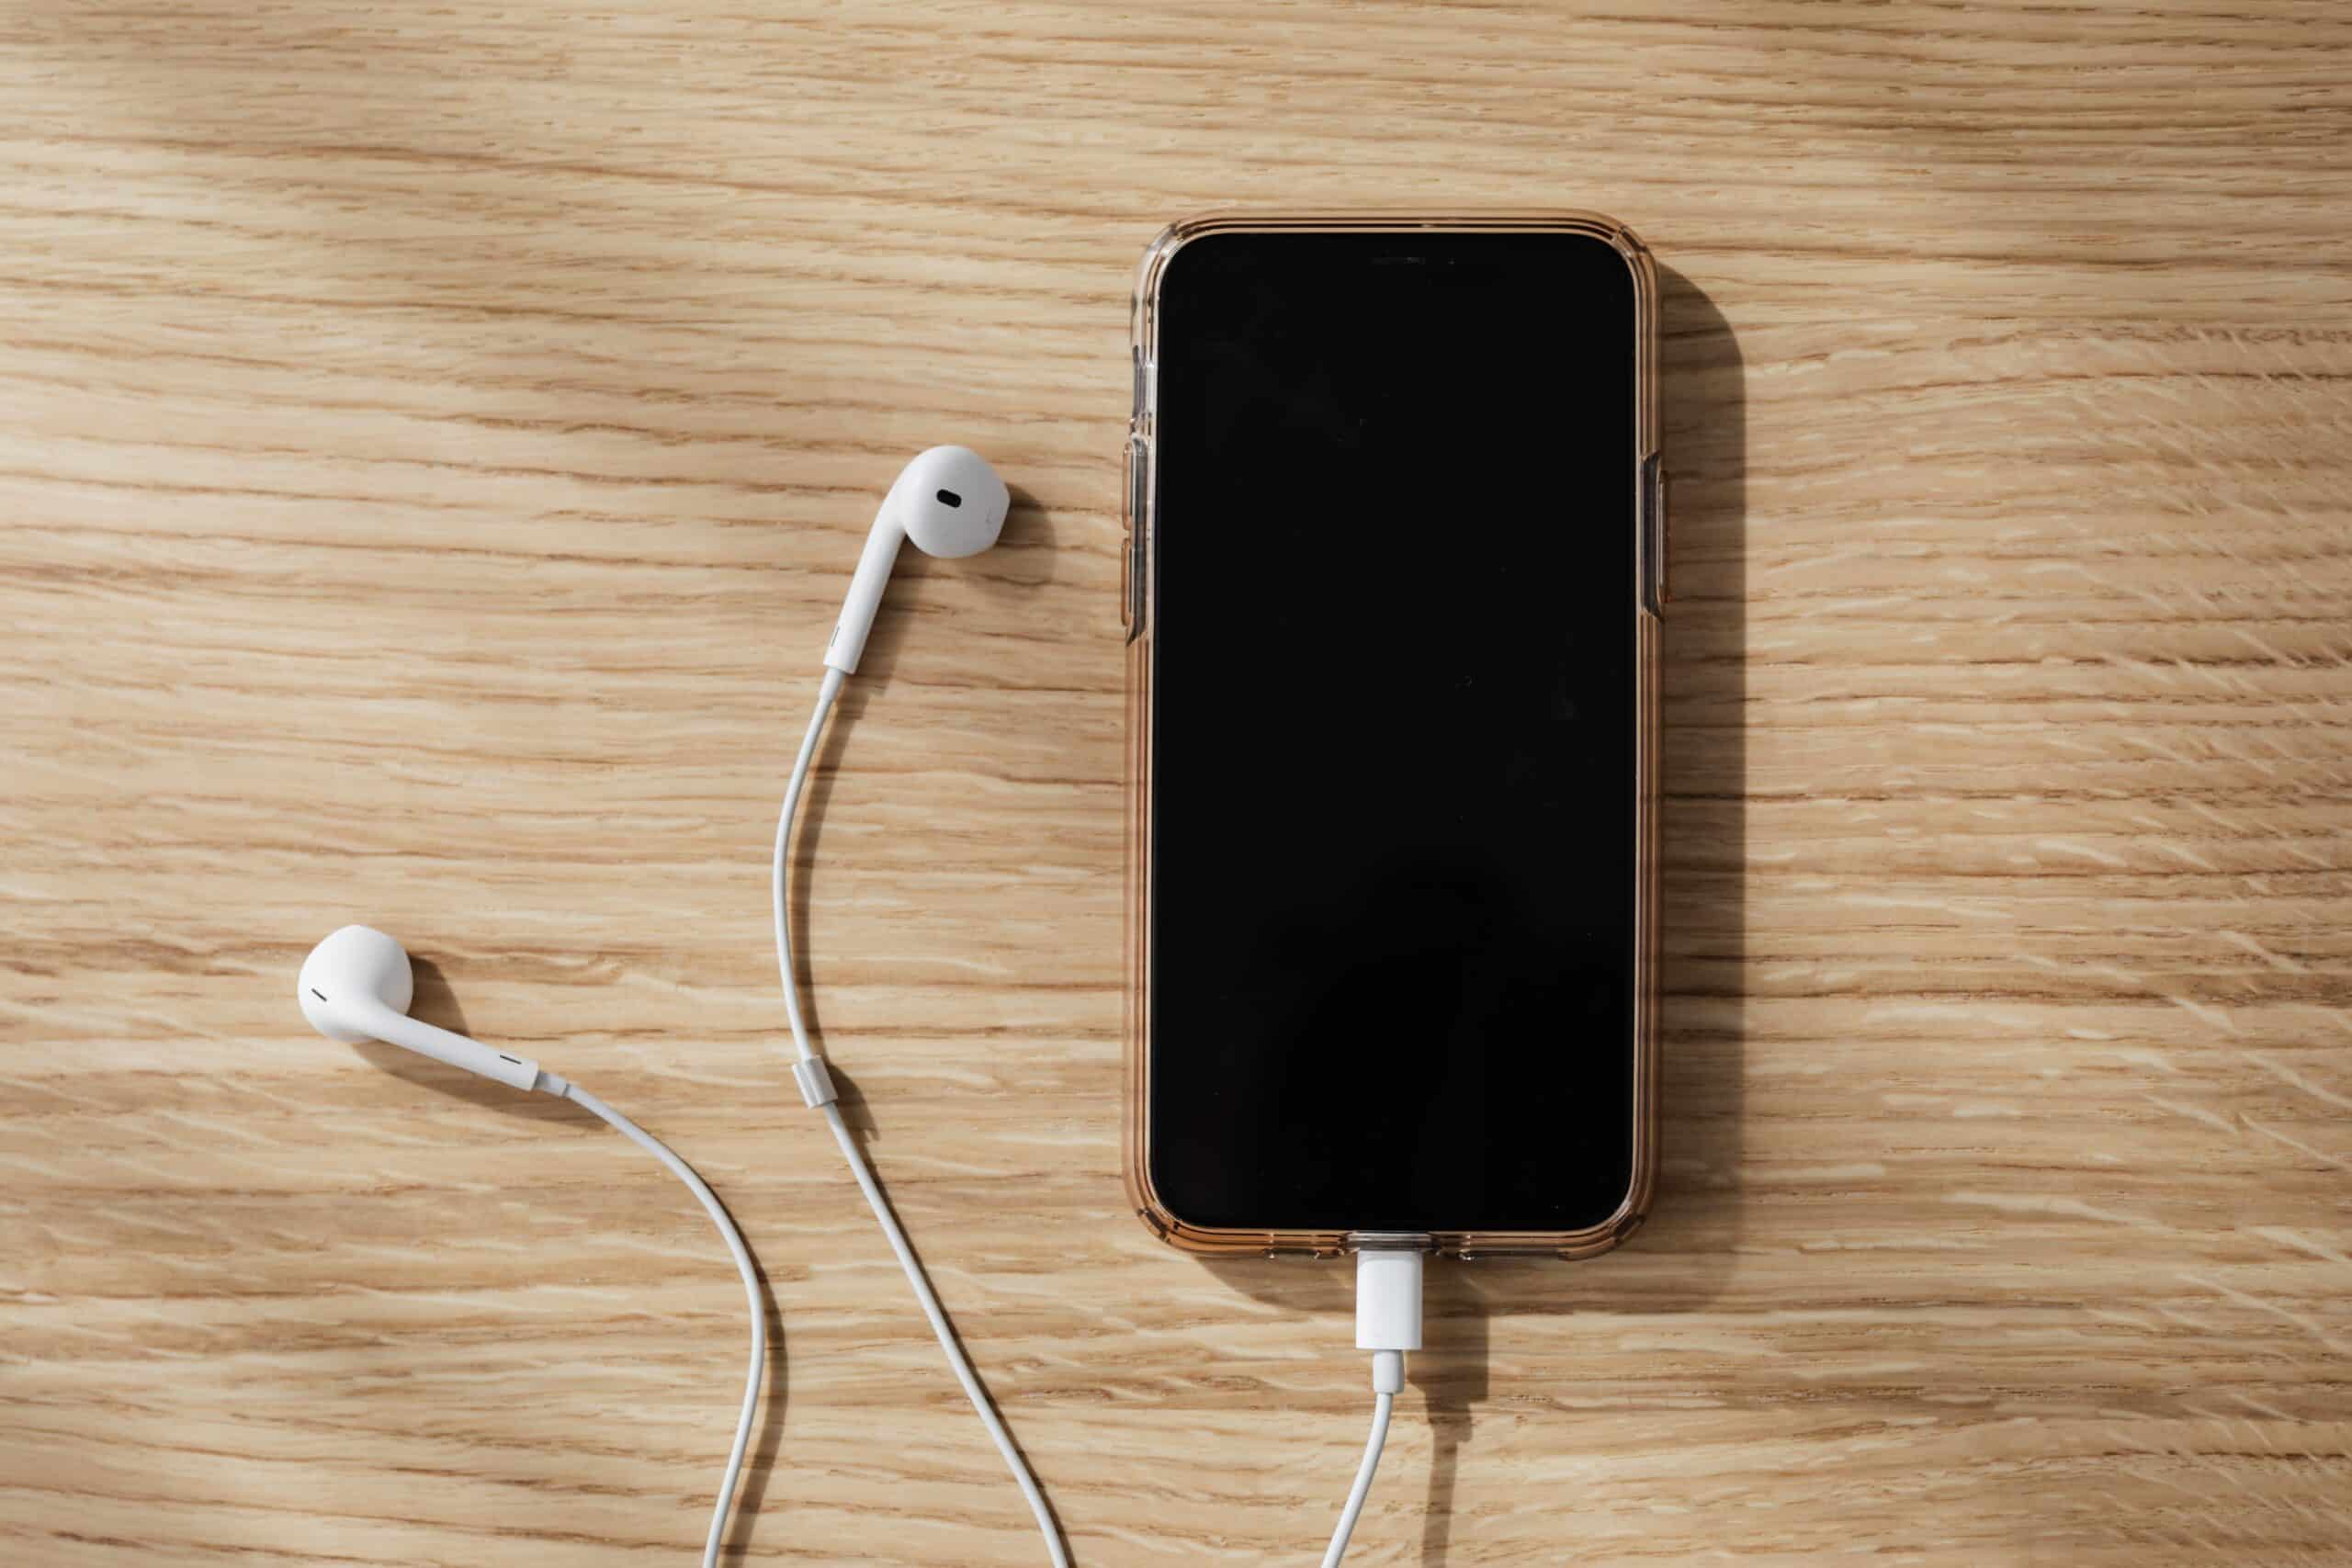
[[1147, 229, 1639, 1235]]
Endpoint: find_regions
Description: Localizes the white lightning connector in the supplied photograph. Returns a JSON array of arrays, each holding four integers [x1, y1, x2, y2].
[[1324, 1244, 1427, 1565]]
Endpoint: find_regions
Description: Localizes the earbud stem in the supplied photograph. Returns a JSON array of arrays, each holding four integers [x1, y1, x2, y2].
[[825, 514, 905, 676], [352, 997, 543, 1092]]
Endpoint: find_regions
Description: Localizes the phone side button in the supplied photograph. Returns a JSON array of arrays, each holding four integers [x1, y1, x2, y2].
[[1640, 452, 1667, 616], [1119, 439, 1134, 632], [1658, 462, 1671, 607], [1124, 435, 1149, 641]]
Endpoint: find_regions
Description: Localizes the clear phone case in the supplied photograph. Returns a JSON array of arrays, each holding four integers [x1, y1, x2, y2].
[[1121, 211, 1663, 1258]]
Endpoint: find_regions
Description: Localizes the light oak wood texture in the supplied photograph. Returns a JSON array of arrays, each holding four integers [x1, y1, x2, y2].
[[5, 2, 2351, 1563]]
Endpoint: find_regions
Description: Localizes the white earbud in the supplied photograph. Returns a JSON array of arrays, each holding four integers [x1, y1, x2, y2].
[[823, 445, 1010, 675], [298, 925, 543, 1092]]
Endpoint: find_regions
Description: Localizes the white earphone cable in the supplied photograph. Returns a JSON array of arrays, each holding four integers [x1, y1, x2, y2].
[[772, 667, 1071, 1568], [770, 667, 844, 1067], [774, 666, 1414, 1567], [549, 1077, 764, 1568]]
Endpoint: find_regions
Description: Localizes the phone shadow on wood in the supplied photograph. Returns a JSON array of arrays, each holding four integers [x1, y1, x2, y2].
[[1193, 267, 1748, 1565]]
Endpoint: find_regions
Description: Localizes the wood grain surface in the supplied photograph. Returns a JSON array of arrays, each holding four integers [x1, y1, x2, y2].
[[5, 2, 2351, 1563]]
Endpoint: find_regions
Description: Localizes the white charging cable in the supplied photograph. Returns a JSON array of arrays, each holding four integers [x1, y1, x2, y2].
[[1325, 1246, 1424, 1564], [773, 667, 1071, 1567]]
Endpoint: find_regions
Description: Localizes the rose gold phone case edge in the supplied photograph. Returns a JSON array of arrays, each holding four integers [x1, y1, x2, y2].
[[1120, 209, 1662, 1260]]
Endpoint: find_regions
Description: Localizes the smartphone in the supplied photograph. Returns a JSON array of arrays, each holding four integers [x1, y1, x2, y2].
[[1121, 212, 1662, 1259]]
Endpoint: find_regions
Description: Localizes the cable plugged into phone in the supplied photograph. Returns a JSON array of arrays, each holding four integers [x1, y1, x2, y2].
[[1324, 1242, 1427, 1566]]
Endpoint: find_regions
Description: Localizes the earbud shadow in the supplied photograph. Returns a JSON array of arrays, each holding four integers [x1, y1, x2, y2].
[[347, 957, 578, 1122], [840, 484, 1059, 698], [1179, 266, 1750, 1567], [406, 955, 470, 1038], [979, 483, 1059, 592]]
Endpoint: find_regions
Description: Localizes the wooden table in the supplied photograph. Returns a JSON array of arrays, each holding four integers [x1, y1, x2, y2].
[[6, 4, 2349, 1563]]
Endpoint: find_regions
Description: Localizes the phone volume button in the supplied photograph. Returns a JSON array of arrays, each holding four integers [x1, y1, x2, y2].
[[1640, 452, 1666, 617], [1657, 463, 1670, 607], [1123, 435, 1149, 639]]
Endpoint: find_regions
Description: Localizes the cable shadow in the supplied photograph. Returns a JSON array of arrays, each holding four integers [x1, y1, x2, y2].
[[782, 684, 856, 1091], [761, 1104, 1071, 1559], [720, 1252, 790, 1566], [771, 566, 1076, 1562], [1415, 1265, 1489, 1567]]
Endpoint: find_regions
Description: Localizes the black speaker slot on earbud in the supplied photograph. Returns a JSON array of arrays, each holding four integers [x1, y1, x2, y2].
[[935, 489, 962, 507]]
